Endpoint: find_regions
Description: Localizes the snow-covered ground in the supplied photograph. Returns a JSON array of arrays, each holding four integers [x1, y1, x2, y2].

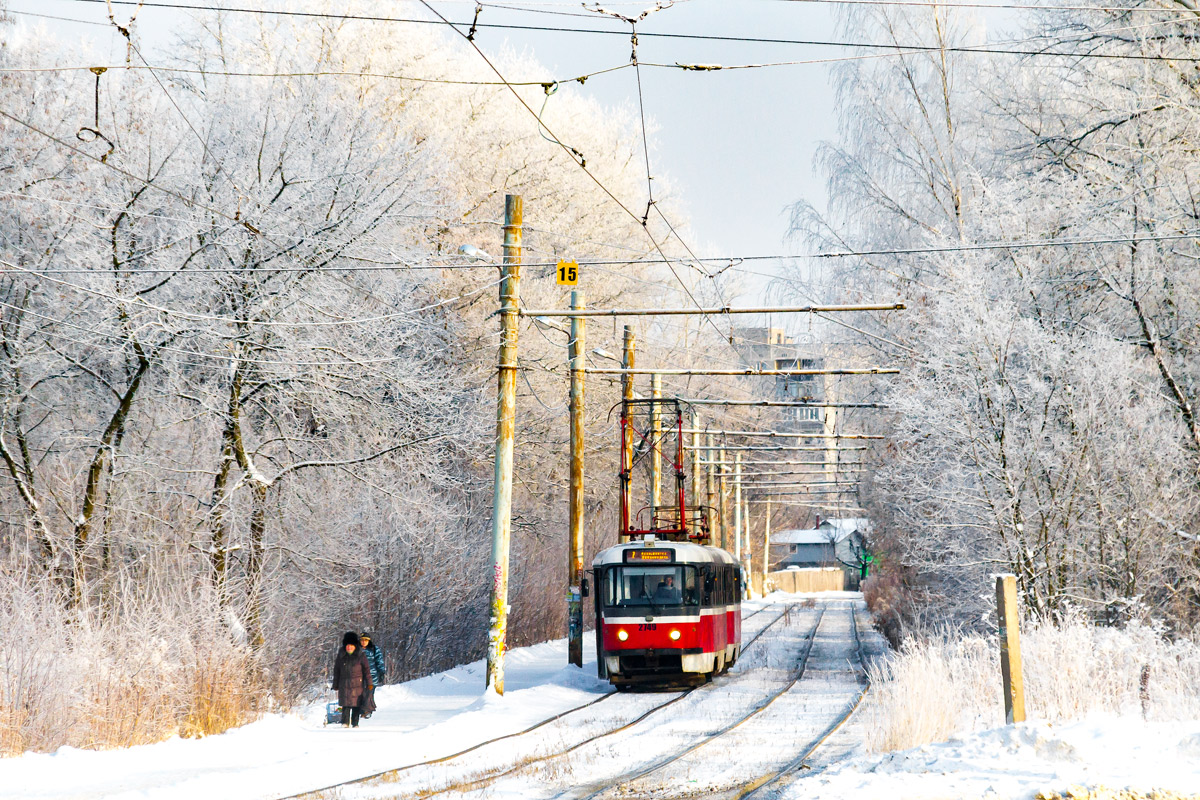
[[3, 593, 1198, 800]]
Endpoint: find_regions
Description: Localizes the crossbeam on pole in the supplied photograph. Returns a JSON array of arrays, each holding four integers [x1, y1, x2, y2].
[[518, 303, 906, 318], [701, 459, 864, 466], [737, 470, 864, 477], [684, 444, 868, 452], [746, 489, 859, 495], [684, 429, 883, 440], [742, 482, 861, 488], [678, 399, 886, 408], [749, 500, 867, 510], [585, 368, 898, 376]]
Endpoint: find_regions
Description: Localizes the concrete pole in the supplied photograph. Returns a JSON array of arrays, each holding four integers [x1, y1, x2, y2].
[[734, 453, 743, 561], [486, 194, 522, 695], [650, 373, 662, 513], [567, 290, 585, 668], [619, 327, 635, 543], [718, 446, 729, 551]]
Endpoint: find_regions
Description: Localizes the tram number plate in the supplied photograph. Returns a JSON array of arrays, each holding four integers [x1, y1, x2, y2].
[[638, 624, 658, 631]]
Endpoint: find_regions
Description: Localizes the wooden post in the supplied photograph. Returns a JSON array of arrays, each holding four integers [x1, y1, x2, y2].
[[486, 194, 522, 694], [996, 574, 1026, 723], [567, 290, 585, 668], [619, 326, 635, 543]]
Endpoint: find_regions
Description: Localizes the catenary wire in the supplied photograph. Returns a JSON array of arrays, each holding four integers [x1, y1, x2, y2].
[[42, 0, 1200, 63]]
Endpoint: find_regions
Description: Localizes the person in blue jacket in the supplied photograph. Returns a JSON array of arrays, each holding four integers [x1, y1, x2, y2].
[[359, 632, 385, 718]]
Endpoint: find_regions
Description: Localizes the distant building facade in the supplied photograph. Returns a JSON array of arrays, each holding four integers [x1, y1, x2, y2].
[[769, 518, 871, 590]]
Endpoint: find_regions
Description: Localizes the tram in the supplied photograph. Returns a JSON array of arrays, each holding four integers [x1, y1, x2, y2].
[[590, 536, 742, 686], [585, 397, 742, 687]]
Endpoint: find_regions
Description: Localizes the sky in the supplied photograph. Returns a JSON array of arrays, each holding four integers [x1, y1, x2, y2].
[[3, 0, 843, 301]]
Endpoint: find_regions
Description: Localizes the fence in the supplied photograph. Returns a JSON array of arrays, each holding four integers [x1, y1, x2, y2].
[[762, 567, 845, 594]]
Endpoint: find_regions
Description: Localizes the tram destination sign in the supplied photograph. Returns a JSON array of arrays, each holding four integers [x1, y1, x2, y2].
[[624, 549, 673, 563]]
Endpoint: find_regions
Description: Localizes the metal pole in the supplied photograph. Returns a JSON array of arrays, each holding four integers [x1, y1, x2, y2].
[[650, 374, 662, 513], [734, 453, 742, 562], [486, 194, 522, 695], [690, 411, 702, 514], [619, 326, 635, 544], [567, 290, 585, 669]]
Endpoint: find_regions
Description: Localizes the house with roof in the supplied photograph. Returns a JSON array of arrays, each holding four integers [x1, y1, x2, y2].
[[769, 518, 871, 589]]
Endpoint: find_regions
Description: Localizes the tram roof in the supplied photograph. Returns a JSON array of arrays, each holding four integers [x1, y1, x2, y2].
[[592, 538, 738, 567]]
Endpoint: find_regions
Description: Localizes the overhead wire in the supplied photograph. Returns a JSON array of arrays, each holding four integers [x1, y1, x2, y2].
[[41, 0, 1200, 63], [414, 0, 739, 356], [0, 259, 504, 329]]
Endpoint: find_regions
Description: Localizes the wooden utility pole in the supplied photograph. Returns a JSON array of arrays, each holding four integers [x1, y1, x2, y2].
[[619, 326, 635, 544], [705, 432, 716, 543], [996, 574, 1026, 723], [486, 194, 522, 695], [763, 496, 772, 582], [567, 290, 585, 668], [739, 491, 748, 592], [650, 373, 662, 512], [718, 446, 729, 551], [733, 453, 743, 562]]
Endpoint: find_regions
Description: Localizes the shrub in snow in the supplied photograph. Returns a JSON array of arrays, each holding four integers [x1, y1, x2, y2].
[[866, 611, 1200, 753]]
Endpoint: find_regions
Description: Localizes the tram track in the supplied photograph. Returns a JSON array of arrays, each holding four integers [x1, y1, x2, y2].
[[568, 605, 834, 800], [730, 600, 870, 800], [285, 601, 788, 800]]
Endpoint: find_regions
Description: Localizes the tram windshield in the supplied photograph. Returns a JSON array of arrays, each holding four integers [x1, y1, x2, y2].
[[601, 565, 699, 610]]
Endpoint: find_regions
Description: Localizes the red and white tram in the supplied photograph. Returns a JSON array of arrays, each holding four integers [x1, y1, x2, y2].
[[590, 535, 742, 687]]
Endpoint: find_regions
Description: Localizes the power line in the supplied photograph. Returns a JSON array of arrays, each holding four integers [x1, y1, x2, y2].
[[0, 59, 633, 87], [773, 0, 1200, 14], [0, 259, 503, 330], [49, 0, 1200, 63], [413, 0, 736, 353]]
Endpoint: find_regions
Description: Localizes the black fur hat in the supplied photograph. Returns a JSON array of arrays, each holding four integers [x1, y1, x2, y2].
[[342, 630, 360, 648]]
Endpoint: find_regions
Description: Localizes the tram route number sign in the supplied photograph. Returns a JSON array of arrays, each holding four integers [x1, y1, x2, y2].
[[624, 549, 672, 563], [556, 259, 579, 286]]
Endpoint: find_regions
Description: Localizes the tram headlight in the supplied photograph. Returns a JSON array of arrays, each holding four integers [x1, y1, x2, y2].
[[669, 629, 681, 641], [617, 628, 629, 642]]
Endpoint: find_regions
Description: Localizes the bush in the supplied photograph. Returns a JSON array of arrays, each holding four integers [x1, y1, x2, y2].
[[864, 610, 1200, 753], [0, 573, 264, 755]]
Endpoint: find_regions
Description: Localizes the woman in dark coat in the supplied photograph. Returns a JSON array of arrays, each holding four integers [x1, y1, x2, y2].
[[332, 631, 373, 727]]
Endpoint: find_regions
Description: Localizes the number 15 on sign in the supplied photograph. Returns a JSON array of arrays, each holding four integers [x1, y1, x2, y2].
[[556, 259, 579, 286]]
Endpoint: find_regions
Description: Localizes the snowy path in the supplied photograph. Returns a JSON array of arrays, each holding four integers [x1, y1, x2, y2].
[[2, 595, 829, 800], [324, 597, 870, 800], [7, 593, 1193, 800]]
